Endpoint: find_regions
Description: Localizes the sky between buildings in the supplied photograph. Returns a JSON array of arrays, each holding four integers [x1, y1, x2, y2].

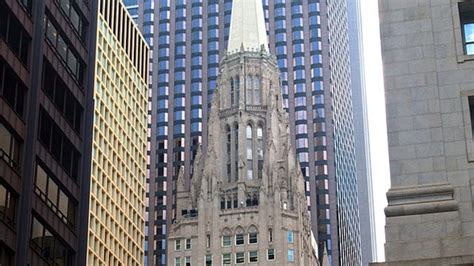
[[360, 0, 390, 261]]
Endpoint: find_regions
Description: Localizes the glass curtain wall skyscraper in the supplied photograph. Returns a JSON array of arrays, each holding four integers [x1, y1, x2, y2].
[[347, 0, 377, 264], [125, 0, 361, 265]]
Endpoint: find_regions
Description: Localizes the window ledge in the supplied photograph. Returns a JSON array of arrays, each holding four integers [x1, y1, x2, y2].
[[457, 54, 474, 63]]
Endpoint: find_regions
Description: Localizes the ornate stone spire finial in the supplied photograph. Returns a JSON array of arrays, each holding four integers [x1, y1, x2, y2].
[[228, 0, 268, 53]]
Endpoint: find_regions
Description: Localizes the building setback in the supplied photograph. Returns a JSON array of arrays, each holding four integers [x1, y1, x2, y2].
[[0, 0, 97, 265], [125, 0, 361, 265], [377, 0, 474, 265], [87, 0, 149, 265]]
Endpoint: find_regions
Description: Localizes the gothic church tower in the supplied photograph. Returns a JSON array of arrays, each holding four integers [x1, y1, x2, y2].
[[167, 1, 318, 265]]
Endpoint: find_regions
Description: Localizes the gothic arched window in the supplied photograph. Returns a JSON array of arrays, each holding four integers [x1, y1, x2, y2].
[[257, 125, 264, 179], [230, 78, 234, 106], [246, 124, 253, 179]]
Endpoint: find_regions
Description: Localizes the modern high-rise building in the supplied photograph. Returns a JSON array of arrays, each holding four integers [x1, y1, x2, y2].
[[126, 0, 361, 265], [0, 0, 97, 265], [87, 0, 149, 265], [347, 0, 377, 264], [376, 0, 474, 265]]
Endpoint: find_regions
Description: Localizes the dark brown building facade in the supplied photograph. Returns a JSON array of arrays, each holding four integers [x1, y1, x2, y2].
[[0, 0, 98, 265]]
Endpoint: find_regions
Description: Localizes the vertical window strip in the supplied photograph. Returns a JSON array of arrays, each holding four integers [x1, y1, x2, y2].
[[234, 124, 239, 181], [246, 125, 253, 179]]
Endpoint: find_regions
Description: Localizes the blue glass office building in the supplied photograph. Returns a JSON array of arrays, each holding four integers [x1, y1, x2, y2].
[[125, 1, 362, 265]]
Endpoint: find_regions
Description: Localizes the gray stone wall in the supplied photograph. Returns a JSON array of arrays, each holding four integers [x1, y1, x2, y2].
[[379, 0, 474, 263]]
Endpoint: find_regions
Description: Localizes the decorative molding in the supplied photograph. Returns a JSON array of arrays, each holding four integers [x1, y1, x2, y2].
[[385, 183, 458, 217]]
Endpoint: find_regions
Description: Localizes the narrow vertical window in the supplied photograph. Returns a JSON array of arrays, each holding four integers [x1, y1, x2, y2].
[[246, 76, 253, 104], [235, 76, 240, 105], [257, 125, 264, 179], [230, 78, 235, 106], [469, 96, 474, 137], [205, 255, 212, 266], [254, 76, 261, 104], [226, 126, 231, 182], [234, 124, 239, 181], [246, 125, 253, 179], [287, 230, 294, 243]]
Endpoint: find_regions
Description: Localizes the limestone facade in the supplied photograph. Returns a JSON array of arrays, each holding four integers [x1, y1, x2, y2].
[[376, 0, 474, 264], [166, 48, 318, 265]]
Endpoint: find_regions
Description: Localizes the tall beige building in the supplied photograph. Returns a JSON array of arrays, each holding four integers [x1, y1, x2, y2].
[[87, 0, 149, 265], [377, 0, 474, 265], [167, 0, 318, 265]]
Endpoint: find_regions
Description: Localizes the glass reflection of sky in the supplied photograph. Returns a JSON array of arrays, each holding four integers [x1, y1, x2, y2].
[[465, 23, 474, 55]]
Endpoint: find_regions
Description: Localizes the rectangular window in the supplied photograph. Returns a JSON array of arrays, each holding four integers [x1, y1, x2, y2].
[[0, 122, 21, 170], [205, 255, 212, 266], [460, 2, 474, 55], [0, 60, 27, 117], [185, 257, 191, 266], [0, 242, 14, 266], [30, 217, 74, 265], [42, 61, 83, 133], [235, 252, 244, 264], [44, 16, 84, 85], [38, 109, 81, 180], [249, 232, 258, 244], [288, 249, 295, 262], [34, 163, 77, 228], [469, 96, 474, 137], [287, 230, 294, 243], [222, 254, 231, 265], [185, 238, 192, 250], [235, 234, 244, 245], [0, 3, 31, 66], [175, 239, 181, 250], [0, 183, 16, 226], [222, 235, 231, 247], [267, 249, 275, 260], [175, 257, 181, 266], [57, 0, 86, 41], [249, 251, 258, 263]]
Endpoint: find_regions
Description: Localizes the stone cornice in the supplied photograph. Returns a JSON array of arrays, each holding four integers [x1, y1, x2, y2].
[[385, 183, 458, 217]]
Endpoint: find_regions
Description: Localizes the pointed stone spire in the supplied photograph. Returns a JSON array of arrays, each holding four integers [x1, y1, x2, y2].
[[228, 0, 268, 53]]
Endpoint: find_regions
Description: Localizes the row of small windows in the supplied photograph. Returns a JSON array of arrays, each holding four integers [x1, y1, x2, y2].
[[98, 0, 149, 80], [31, 216, 74, 265], [221, 232, 258, 246], [42, 61, 83, 133], [0, 2, 31, 66], [45, 14, 85, 86], [38, 108, 81, 180], [56, 0, 87, 41], [174, 249, 279, 266], [35, 163, 77, 228]]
